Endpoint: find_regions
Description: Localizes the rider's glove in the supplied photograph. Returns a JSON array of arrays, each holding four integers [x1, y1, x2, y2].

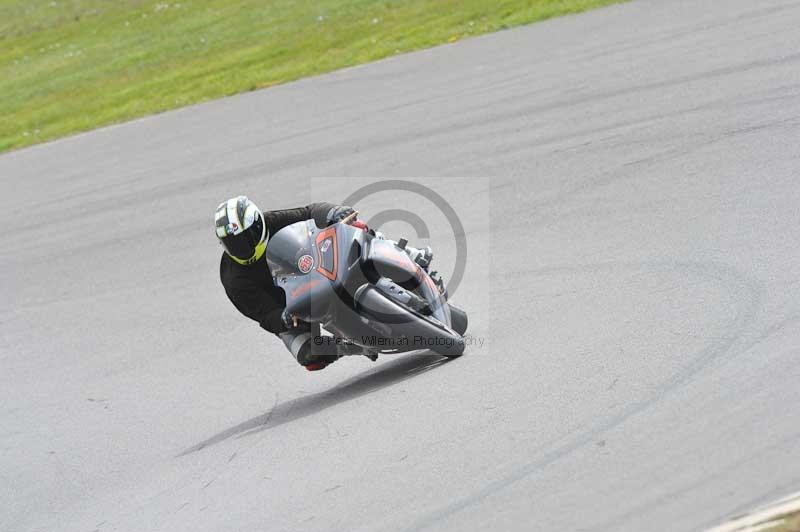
[[326, 206, 355, 225], [281, 309, 297, 330]]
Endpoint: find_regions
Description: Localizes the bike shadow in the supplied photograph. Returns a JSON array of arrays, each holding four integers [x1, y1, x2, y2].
[[178, 353, 453, 457]]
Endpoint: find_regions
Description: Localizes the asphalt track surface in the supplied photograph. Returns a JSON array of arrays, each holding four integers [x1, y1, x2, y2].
[[3, 1, 800, 530]]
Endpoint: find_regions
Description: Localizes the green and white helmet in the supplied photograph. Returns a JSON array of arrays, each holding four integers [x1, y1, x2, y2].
[[214, 196, 267, 265]]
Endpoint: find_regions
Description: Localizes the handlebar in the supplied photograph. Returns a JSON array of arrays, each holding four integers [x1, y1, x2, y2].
[[339, 210, 359, 225]]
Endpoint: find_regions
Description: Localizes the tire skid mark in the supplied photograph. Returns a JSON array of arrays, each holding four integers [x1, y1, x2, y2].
[[405, 260, 763, 532]]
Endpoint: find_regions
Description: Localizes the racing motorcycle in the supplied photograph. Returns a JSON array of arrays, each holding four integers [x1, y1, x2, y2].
[[266, 212, 468, 358]]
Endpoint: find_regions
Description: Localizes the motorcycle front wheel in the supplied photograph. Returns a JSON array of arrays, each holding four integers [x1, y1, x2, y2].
[[355, 285, 465, 358]]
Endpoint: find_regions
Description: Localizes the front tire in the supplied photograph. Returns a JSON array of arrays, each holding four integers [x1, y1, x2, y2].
[[448, 304, 469, 336], [355, 285, 465, 358]]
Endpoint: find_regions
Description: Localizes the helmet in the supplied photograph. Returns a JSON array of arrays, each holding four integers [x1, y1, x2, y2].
[[214, 196, 267, 265]]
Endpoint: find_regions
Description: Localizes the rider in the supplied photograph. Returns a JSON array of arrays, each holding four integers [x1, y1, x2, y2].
[[215, 196, 433, 372]]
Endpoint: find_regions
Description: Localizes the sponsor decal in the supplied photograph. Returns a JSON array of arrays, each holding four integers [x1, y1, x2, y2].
[[298, 254, 314, 274], [226, 222, 239, 235], [320, 238, 332, 253], [315, 227, 339, 281]]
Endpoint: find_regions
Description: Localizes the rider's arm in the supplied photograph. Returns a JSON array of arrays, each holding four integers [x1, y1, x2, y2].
[[224, 284, 286, 334], [264, 202, 351, 233]]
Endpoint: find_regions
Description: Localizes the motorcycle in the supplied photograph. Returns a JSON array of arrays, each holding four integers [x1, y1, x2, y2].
[[266, 212, 468, 358]]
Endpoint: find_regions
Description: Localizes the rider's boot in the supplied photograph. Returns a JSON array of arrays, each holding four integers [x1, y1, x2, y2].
[[280, 325, 341, 372]]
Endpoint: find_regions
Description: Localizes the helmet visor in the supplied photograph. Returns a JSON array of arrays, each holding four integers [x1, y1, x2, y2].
[[221, 229, 259, 260], [220, 211, 265, 261]]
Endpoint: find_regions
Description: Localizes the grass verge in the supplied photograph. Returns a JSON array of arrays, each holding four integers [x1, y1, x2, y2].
[[760, 511, 800, 532], [1, 0, 625, 152], [710, 500, 800, 532]]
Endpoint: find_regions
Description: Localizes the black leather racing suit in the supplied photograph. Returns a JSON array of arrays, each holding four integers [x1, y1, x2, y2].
[[219, 202, 344, 365]]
